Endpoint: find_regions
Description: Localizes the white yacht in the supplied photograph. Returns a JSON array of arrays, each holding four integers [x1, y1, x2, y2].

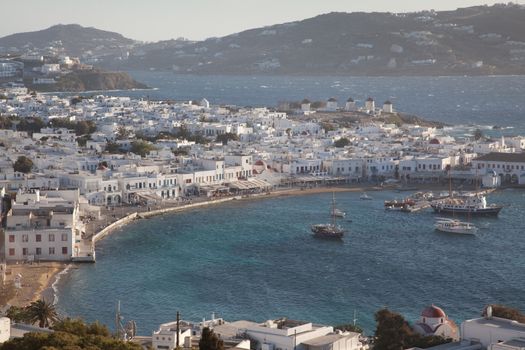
[[434, 218, 478, 235]]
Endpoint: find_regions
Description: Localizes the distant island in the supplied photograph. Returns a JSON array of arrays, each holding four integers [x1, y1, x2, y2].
[[25, 69, 149, 92]]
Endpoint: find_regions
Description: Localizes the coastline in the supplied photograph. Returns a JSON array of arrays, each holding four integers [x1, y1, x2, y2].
[[2, 183, 448, 311]]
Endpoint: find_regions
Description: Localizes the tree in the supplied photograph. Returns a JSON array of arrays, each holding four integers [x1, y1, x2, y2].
[[216, 132, 239, 145], [5, 305, 29, 323], [374, 309, 450, 350], [0, 318, 140, 350], [130, 140, 156, 157], [105, 141, 122, 154], [374, 308, 414, 350], [199, 327, 224, 350], [474, 129, 483, 141], [334, 137, 350, 148], [26, 299, 59, 328], [485, 305, 525, 323], [116, 125, 131, 140], [13, 156, 33, 173]]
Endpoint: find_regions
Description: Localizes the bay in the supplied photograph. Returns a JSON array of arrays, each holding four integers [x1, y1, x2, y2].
[[56, 190, 525, 335]]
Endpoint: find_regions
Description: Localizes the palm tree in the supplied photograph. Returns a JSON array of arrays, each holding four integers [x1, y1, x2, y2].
[[26, 299, 59, 328]]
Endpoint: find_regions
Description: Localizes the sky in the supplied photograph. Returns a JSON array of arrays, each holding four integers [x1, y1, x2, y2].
[[1, 0, 524, 42]]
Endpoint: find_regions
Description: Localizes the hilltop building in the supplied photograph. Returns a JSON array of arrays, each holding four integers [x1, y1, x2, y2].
[[383, 101, 393, 113], [345, 98, 356, 111], [364, 97, 375, 113]]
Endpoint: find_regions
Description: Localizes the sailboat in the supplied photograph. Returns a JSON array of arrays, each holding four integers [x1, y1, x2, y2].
[[311, 193, 345, 239], [431, 170, 502, 216]]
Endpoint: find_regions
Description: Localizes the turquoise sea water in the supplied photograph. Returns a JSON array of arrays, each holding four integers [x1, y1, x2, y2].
[[56, 190, 525, 335]]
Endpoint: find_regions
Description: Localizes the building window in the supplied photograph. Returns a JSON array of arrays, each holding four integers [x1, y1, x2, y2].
[[36, 234, 42, 242], [61, 234, 68, 241], [22, 248, 28, 256], [62, 247, 68, 255], [36, 248, 42, 255], [49, 233, 55, 242], [9, 248, 15, 256], [8, 235, 15, 243], [22, 234, 28, 242], [49, 247, 55, 255]]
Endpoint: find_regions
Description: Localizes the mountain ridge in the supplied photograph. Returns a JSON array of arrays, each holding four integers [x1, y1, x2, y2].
[[2, 4, 525, 76]]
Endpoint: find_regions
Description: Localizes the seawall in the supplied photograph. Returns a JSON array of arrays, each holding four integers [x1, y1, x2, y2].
[[92, 196, 240, 243]]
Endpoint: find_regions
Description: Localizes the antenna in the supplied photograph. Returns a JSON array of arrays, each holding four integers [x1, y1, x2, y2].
[[115, 301, 122, 340], [353, 310, 358, 327]]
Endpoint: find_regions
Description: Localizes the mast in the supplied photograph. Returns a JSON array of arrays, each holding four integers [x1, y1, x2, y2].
[[331, 192, 336, 226], [176, 311, 180, 349]]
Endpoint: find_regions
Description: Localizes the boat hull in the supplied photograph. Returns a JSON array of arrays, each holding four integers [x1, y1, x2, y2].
[[311, 224, 344, 239], [431, 206, 502, 216]]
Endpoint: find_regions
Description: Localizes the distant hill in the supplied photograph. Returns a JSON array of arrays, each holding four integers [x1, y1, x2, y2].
[[0, 24, 134, 56], [109, 3, 525, 75], [3, 4, 525, 76]]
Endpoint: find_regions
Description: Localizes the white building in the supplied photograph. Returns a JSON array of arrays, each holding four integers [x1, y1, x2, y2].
[[472, 152, 525, 185], [152, 321, 193, 350], [4, 189, 83, 261], [301, 99, 311, 112], [461, 308, 525, 349], [0, 317, 9, 343], [41, 64, 61, 74], [326, 98, 338, 111], [364, 97, 375, 113], [223, 318, 367, 350], [345, 98, 356, 111], [383, 101, 393, 113]]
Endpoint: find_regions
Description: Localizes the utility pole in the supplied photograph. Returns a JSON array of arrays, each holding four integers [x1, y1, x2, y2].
[[176, 311, 180, 349]]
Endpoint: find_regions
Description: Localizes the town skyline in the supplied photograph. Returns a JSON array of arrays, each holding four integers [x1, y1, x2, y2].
[[2, 0, 523, 42]]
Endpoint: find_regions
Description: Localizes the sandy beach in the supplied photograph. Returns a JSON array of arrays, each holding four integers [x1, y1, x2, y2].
[[3, 262, 67, 308]]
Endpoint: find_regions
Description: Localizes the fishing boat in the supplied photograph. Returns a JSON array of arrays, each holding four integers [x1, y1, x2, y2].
[[434, 218, 478, 235], [359, 192, 372, 200], [312, 193, 345, 240]]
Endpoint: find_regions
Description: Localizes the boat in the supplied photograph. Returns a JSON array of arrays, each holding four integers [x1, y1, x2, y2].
[[312, 193, 345, 240], [434, 218, 478, 235], [330, 208, 346, 217], [359, 192, 372, 200], [384, 198, 415, 211], [311, 223, 344, 239], [430, 193, 503, 216]]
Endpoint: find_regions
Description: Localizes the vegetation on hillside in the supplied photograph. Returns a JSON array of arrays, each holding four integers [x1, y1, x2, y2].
[[374, 308, 451, 350], [0, 318, 141, 350]]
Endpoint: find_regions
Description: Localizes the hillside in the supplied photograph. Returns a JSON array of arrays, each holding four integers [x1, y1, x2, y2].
[[0, 24, 134, 56], [2, 4, 525, 76], [107, 3, 525, 75]]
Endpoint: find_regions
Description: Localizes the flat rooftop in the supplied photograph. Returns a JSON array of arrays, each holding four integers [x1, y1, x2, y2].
[[464, 317, 525, 332]]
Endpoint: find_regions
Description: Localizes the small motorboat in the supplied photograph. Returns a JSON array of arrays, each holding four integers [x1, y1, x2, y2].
[[360, 192, 372, 200]]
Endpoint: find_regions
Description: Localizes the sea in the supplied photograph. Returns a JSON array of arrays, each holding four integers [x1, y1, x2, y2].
[[56, 73, 525, 335]]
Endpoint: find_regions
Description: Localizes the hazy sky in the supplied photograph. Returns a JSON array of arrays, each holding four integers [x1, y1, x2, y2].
[[2, 0, 523, 41]]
